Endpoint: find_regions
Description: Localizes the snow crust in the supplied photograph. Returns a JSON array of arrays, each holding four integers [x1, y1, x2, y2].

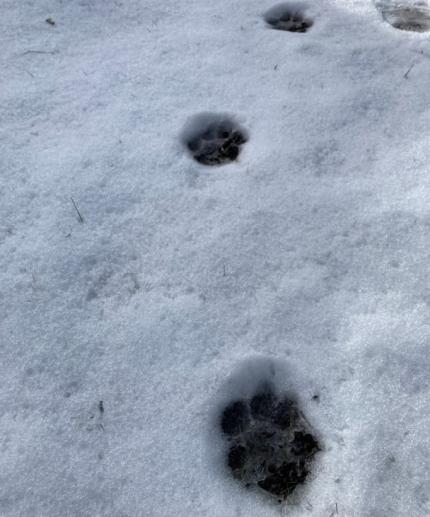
[[2, 0, 430, 515]]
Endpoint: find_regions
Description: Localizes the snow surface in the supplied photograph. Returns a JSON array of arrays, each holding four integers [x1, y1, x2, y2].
[[2, 0, 430, 515]]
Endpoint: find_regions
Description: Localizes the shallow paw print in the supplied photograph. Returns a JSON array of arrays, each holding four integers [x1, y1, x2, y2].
[[265, 3, 314, 33], [86, 268, 113, 301], [86, 268, 140, 303], [182, 113, 248, 166], [220, 384, 319, 501], [78, 401, 105, 432], [376, 1, 430, 31]]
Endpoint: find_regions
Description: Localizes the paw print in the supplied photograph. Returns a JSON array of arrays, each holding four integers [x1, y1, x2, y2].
[[378, 4, 430, 32], [265, 3, 314, 33], [182, 113, 248, 166], [220, 385, 319, 501]]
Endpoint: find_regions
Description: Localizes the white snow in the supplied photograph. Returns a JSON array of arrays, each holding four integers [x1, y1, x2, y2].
[[2, 0, 430, 515]]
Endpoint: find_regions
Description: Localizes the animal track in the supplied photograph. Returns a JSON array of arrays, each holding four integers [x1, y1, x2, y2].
[[220, 384, 319, 501], [264, 3, 313, 33], [376, 2, 430, 31], [182, 113, 248, 166]]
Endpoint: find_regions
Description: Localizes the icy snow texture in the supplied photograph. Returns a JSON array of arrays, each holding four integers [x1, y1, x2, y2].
[[2, 0, 430, 515], [376, 0, 430, 31]]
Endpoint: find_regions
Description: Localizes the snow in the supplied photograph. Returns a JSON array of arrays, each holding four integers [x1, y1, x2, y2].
[[2, 0, 430, 515]]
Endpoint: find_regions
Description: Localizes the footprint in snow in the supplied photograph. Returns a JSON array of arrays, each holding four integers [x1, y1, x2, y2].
[[264, 3, 314, 33], [216, 358, 320, 503], [376, 1, 430, 31], [181, 113, 248, 166]]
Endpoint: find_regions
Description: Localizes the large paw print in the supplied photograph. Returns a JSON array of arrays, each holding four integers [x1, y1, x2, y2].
[[220, 385, 319, 501]]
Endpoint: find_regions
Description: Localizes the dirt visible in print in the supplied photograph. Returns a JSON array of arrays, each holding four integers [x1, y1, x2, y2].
[[220, 385, 319, 501], [185, 117, 248, 166], [265, 3, 314, 33]]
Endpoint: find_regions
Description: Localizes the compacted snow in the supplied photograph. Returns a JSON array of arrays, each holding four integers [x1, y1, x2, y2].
[[2, 0, 430, 515]]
